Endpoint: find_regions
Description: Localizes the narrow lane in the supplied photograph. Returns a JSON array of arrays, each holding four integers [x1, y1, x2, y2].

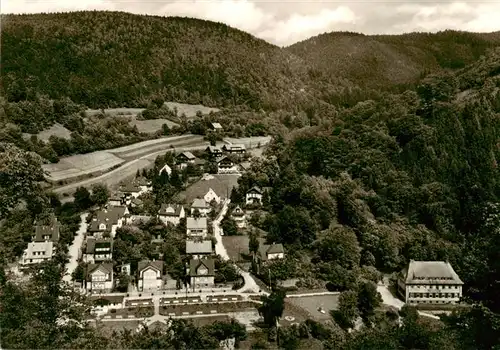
[[63, 213, 88, 284]]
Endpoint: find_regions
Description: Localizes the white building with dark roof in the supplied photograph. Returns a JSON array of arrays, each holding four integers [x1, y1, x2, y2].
[[398, 260, 464, 305], [137, 260, 164, 291], [186, 217, 208, 238], [158, 204, 185, 226], [191, 198, 211, 216]]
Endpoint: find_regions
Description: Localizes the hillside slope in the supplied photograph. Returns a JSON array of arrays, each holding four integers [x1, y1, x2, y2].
[[1, 11, 322, 110], [287, 30, 500, 90]]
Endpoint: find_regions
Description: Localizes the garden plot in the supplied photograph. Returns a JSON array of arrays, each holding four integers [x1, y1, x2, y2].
[[164, 102, 220, 119], [43, 151, 125, 182], [85, 108, 145, 117], [223, 136, 271, 148]]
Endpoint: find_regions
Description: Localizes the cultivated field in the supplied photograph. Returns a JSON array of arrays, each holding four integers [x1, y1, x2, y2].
[[130, 118, 178, 133], [85, 108, 145, 117], [23, 123, 72, 142], [43, 151, 125, 182], [287, 295, 339, 321], [164, 102, 220, 118], [224, 136, 272, 148]]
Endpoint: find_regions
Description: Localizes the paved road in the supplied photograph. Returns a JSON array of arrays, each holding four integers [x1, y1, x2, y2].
[[63, 213, 88, 283], [377, 285, 440, 320]]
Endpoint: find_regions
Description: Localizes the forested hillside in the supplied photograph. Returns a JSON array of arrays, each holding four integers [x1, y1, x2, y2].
[[288, 30, 500, 90], [1, 11, 330, 110], [233, 48, 500, 342]]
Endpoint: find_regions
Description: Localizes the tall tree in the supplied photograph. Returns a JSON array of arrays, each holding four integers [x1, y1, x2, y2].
[[90, 183, 109, 207], [74, 186, 92, 209]]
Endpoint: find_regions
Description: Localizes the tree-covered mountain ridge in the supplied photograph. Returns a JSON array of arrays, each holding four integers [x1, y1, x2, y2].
[[2, 11, 500, 111]]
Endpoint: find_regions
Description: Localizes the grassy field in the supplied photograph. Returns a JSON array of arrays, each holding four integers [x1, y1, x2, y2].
[[222, 236, 266, 262], [287, 295, 339, 321], [164, 102, 220, 119], [23, 123, 72, 142], [130, 118, 179, 133]]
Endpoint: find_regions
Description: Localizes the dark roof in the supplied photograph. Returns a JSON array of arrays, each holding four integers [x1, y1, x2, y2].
[[158, 204, 184, 216], [223, 144, 246, 152], [206, 146, 222, 153], [187, 217, 208, 230], [33, 221, 60, 242], [247, 186, 263, 194], [239, 162, 252, 171], [194, 158, 206, 166], [119, 182, 141, 193], [138, 260, 164, 274], [258, 244, 284, 260], [217, 156, 234, 165], [189, 258, 215, 276], [86, 238, 113, 254], [403, 260, 463, 285], [86, 263, 113, 280], [89, 206, 127, 232], [177, 151, 196, 161]]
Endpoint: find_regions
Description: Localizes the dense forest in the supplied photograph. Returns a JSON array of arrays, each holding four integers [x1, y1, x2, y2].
[[2, 10, 500, 350]]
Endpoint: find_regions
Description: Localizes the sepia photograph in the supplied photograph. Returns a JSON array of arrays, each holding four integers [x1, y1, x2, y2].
[[1, 0, 499, 349]]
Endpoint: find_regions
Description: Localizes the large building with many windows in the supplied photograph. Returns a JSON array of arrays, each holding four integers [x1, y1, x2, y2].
[[398, 260, 463, 305]]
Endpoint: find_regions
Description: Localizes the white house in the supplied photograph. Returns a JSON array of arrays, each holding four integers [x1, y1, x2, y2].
[[217, 156, 239, 174], [22, 241, 56, 265], [109, 193, 125, 207], [186, 217, 208, 238], [88, 206, 128, 238], [398, 260, 464, 305], [86, 263, 114, 293], [119, 182, 142, 200], [258, 244, 285, 261], [189, 258, 215, 291], [231, 206, 246, 228], [159, 164, 172, 176], [191, 198, 211, 216], [83, 238, 113, 264], [186, 240, 213, 259], [210, 122, 223, 131], [137, 260, 164, 291], [246, 186, 263, 205], [158, 204, 185, 226], [204, 188, 221, 204]]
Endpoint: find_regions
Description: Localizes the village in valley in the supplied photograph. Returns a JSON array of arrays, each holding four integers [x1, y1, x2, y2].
[[10, 118, 468, 339]]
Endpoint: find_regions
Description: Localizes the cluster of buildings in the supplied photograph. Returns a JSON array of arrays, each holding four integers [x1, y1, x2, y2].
[[22, 217, 60, 265]]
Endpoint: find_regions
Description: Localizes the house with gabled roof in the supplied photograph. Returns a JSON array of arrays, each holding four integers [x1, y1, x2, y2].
[[397, 260, 464, 305], [217, 156, 239, 174], [222, 144, 246, 154], [86, 263, 114, 293], [206, 146, 223, 157], [88, 206, 128, 238], [176, 151, 196, 169], [210, 122, 223, 131], [186, 217, 208, 238], [191, 198, 211, 216], [158, 204, 185, 226], [84, 238, 113, 264], [159, 163, 172, 176], [22, 241, 56, 265], [258, 243, 285, 261], [189, 258, 215, 291], [231, 205, 246, 228], [186, 240, 213, 259], [137, 260, 164, 291], [32, 219, 60, 242], [246, 186, 263, 205], [119, 182, 142, 198], [135, 177, 152, 192]]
